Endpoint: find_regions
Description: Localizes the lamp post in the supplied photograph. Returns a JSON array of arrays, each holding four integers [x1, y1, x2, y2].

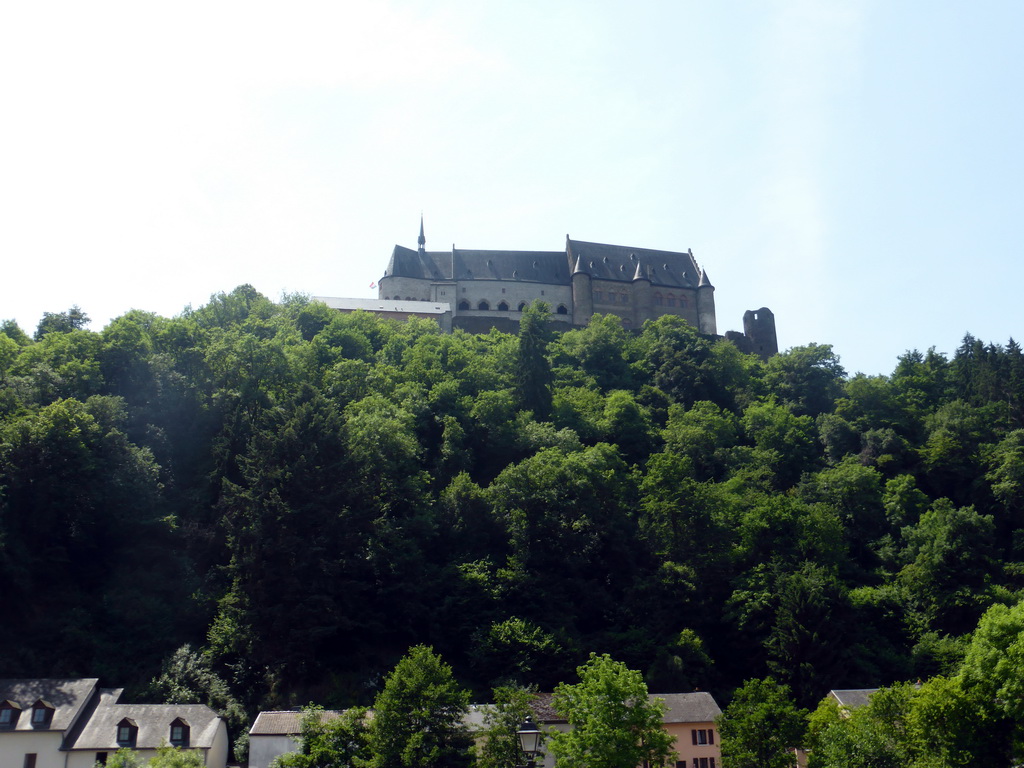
[[517, 717, 541, 768]]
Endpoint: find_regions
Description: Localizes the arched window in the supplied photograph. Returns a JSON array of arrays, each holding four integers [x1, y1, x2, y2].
[[679, 295, 689, 308], [620, 293, 628, 304], [594, 290, 604, 302], [498, 301, 509, 311], [556, 305, 568, 315], [518, 302, 527, 311], [666, 294, 677, 308], [477, 300, 490, 311], [458, 300, 470, 311], [654, 293, 663, 306]]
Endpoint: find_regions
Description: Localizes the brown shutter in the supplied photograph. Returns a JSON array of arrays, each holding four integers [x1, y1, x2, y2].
[[709, 729, 714, 745], [692, 729, 698, 745]]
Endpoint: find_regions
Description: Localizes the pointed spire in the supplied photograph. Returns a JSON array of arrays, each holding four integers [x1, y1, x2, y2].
[[573, 254, 588, 275], [632, 260, 648, 282], [418, 214, 426, 253], [698, 267, 713, 288]]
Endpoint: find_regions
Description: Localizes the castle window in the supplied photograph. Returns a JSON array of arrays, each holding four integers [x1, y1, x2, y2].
[[458, 300, 470, 311], [477, 300, 490, 311], [666, 294, 677, 308], [679, 295, 689, 308], [518, 302, 527, 311], [620, 293, 628, 304], [654, 293, 663, 306], [594, 290, 604, 302], [607, 293, 615, 304], [498, 301, 509, 311], [556, 305, 568, 315]]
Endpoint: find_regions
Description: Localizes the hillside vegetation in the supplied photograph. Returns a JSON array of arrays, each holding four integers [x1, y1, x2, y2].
[[2, 287, 1023, 721]]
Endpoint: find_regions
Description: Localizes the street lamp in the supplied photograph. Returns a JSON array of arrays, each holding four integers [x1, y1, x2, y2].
[[517, 717, 541, 768]]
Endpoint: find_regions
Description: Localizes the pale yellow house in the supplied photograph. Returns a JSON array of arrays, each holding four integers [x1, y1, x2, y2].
[[0, 679, 227, 768], [527, 691, 722, 768]]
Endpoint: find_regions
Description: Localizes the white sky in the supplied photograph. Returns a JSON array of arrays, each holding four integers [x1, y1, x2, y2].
[[2, 0, 1022, 376]]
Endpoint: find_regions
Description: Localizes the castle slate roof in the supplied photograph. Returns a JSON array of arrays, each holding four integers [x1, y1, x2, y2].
[[566, 238, 701, 289], [385, 245, 567, 284], [384, 236, 704, 289], [0, 678, 99, 732], [68, 699, 223, 750]]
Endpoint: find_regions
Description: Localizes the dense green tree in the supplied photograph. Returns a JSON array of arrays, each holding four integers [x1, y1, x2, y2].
[[718, 677, 806, 768], [273, 705, 371, 768], [369, 645, 473, 768], [476, 686, 538, 768], [34, 304, 90, 339], [515, 302, 554, 420], [548, 653, 675, 768], [763, 344, 845, 418]]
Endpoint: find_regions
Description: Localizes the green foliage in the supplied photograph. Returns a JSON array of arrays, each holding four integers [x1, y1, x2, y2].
[[717, 677, 807, 768], [515, 301, 554, 419], [369, 645, 473, 768], [476, 686, 538, 768], [549, 653, 675, 768], [273, 705, 371, 768]]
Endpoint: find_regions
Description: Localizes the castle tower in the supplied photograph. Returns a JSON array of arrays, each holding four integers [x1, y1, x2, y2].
[[571, 252, 593, 326], [743, 307, 778, 358], [631, 257, 652, 327], [696, 266, 717, 335]]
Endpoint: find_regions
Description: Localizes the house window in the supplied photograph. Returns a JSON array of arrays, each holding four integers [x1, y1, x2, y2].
[[24, 756, 37, 768], [0, 702, 20, 728], [30, 702, 53, 728], [170, 718, 190, 748], [96, 754, 108, 766], [117, 718, 138, 748], [691, 729, 714, 745], [690, 759, 715, 768]]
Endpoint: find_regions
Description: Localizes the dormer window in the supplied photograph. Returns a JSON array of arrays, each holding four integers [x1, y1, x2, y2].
[[30, 700, 54, 728], [0, 700, 21, 728], [116, 718, 138, 748], [170, 717, 190, 748]]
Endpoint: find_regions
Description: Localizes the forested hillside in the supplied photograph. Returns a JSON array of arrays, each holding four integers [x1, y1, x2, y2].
[[2, 286, 1023, 722]]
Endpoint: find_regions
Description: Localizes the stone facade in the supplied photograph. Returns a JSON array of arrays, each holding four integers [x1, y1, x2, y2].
[[316, 222, 779, 358], [378, 223, 720, 336]]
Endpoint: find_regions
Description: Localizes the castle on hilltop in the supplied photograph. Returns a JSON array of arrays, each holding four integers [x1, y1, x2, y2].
[[316, 219, 778, 358]]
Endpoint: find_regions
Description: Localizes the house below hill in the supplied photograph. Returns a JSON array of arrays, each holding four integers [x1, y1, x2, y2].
[[0, 678, 228, 768]]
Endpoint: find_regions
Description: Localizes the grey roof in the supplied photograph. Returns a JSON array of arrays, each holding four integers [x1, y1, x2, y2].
[[68, 701, 223, 751], [529, 692, 720, 725], [249, 710, 341, 736], [566, 239, 699, 289], [0, 679, 99, 732], [655, 693, 722, 723], [384, 237, 702, 290], [829, 689, 878, 710], [313, 296, 450, 315]]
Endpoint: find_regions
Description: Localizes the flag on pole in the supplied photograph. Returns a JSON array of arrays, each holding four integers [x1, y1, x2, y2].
[[369, 281, 376, 289]]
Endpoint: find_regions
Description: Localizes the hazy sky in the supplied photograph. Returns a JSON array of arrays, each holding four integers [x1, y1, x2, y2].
[[2, 1, 1021, 376]]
